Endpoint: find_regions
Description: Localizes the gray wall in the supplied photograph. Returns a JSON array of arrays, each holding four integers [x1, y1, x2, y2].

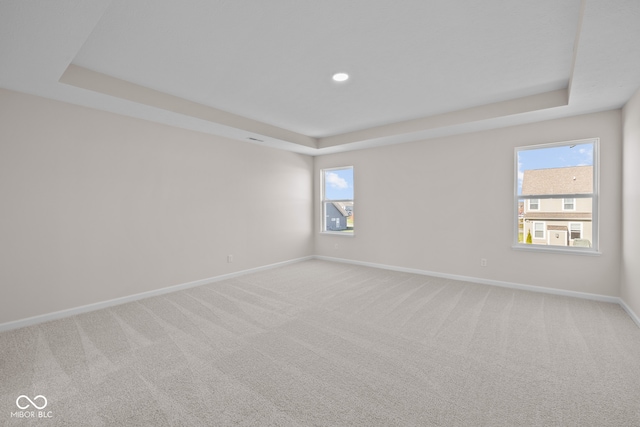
[[315, 110, 622, 297], [622, 88, 640, 317], [0, 88, 632, 326], [0, 89, 314, 324]]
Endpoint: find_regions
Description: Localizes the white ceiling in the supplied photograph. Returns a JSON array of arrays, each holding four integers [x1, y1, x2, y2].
[[2, 0, 640, 155]]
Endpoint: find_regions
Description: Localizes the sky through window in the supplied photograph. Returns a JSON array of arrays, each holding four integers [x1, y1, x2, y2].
[[517, 142, 593, 194]]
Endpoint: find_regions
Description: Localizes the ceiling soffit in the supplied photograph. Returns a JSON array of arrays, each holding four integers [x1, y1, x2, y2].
[[3, 1, 640, 155]]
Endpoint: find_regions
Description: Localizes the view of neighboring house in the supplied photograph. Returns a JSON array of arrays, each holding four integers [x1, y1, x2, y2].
[[521, 165, 593, 247], [325, 201, 353, 231]]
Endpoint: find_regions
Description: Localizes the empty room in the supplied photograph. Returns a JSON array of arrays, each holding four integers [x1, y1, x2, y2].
[[2, 1, 640, 425]]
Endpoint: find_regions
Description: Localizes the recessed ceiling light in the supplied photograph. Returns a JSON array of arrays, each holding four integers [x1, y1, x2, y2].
[[332, 72, 349, 82]]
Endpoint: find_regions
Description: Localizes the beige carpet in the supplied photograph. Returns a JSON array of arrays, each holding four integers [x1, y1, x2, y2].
[[1, 259, 639, 426]]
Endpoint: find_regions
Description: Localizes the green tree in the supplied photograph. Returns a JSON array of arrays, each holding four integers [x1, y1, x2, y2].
[[526, 230, 533, 244]]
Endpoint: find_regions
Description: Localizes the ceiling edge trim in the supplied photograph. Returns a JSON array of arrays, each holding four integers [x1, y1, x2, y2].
[[568, 0, 587, 102], [58, 65, 570, 154], [59, 64, 318, 149], [318, 89, 569, 149]]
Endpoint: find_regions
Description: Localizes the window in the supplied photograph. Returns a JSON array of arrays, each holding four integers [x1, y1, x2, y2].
[[515, 139, 598, 253], [533, 222, 545, 239], [321, 166, 354, 234], [563, 198, 575, 211], [569, 222, 582, 240]]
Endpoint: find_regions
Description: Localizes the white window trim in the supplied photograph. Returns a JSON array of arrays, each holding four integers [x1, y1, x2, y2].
[[528, 199, 540, 211], [569, 222, 583, 240], [321, 166, 354, 236], [513, 138, 600, 255], [562, 198, 576, 211], [533, 221, 546, 240]]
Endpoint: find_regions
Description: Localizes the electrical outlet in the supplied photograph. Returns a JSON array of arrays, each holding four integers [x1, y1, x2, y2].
[[227, 254, 233, 263], [480, 258, 487, 267]]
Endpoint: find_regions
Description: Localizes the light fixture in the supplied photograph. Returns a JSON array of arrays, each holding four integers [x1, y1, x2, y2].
[[332, 72, 349, 82]]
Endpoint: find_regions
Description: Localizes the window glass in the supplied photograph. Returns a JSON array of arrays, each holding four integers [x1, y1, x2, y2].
[[563, 198, 575, 210], [516, 140, 597, 252], [570, 222, 582, 239], [534, 222, 545, 239], [322, 167, 354, 233]]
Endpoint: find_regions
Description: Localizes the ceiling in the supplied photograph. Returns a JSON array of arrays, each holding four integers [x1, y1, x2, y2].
[[2, 0, 639, 155]]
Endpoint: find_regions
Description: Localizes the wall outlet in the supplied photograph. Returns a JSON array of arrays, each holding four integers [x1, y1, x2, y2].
[[480, 258, 487, 267], [227, 254, 233, 263]]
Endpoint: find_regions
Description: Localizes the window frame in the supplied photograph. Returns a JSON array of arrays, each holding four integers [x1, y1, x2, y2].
[[569, 222, 583, 240], [533, 221, 546, 240], [513, 138, 599, 255], [562, 198, 576, 211], [528, 199, 540, 211], [321, 166, 354, 235]]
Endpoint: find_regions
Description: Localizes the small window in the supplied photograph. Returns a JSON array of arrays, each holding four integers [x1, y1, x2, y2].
[[533, 222, 545, 239], [569, 222, 582, 240], [515, 139, 598, 253], [563, 198, 575, 211], [321, 166, 354, 234]]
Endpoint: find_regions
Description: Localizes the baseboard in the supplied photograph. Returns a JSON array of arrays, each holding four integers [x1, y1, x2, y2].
[[317, 255, 640, 329], [313, 255, 621, 304], [0, 256, 313, 333], [618, 298, 640, 329], [2, 255, 636, 333]]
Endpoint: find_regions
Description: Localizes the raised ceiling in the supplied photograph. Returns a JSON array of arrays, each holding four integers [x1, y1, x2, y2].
[[1, 0, 639, 155]]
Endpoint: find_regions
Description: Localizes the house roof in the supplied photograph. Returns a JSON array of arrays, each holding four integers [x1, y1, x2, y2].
[[548, 225, 568, 231], [521, 166, 593, 195], [331, 202, 353, 217]]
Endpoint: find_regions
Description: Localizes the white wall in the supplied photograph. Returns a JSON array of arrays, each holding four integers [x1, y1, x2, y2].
[[622, 88, 640, 318], [0, 89, 313, 324], [0, 87, 629, 326], [315, 110, 622, 297]]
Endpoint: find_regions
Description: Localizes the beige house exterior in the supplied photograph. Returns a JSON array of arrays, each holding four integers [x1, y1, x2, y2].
[[521, 166, 593, 247]]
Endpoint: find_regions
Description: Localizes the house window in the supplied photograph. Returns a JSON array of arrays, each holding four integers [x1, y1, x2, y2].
[[515, 139, 598, 253], [533, 222, 545, 239], [321, 166, 354, 234], [563, 198, 575, 211], [569, 222, 582, 240]]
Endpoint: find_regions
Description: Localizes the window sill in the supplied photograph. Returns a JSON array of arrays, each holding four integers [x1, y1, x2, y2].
[[512, 244, 601, 256], [320, 231, 355, 237]]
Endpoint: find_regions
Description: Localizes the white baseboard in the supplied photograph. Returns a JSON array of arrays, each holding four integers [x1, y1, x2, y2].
[[313, 255, 621, 304], [618, 298, 640, 329], [2, 255, 637, 333], [314, 256, 640, 329], [0, 256, 313, 333]]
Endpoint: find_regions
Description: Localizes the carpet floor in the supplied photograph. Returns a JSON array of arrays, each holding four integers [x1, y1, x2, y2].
[[1, 259, 639, 426]]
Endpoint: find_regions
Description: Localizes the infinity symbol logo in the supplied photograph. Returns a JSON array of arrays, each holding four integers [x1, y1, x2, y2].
[[16, 395, 47, 410]]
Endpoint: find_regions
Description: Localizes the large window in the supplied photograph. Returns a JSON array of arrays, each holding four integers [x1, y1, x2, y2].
[[321, 166, 354, 234], [515, 139, 598, 252]]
